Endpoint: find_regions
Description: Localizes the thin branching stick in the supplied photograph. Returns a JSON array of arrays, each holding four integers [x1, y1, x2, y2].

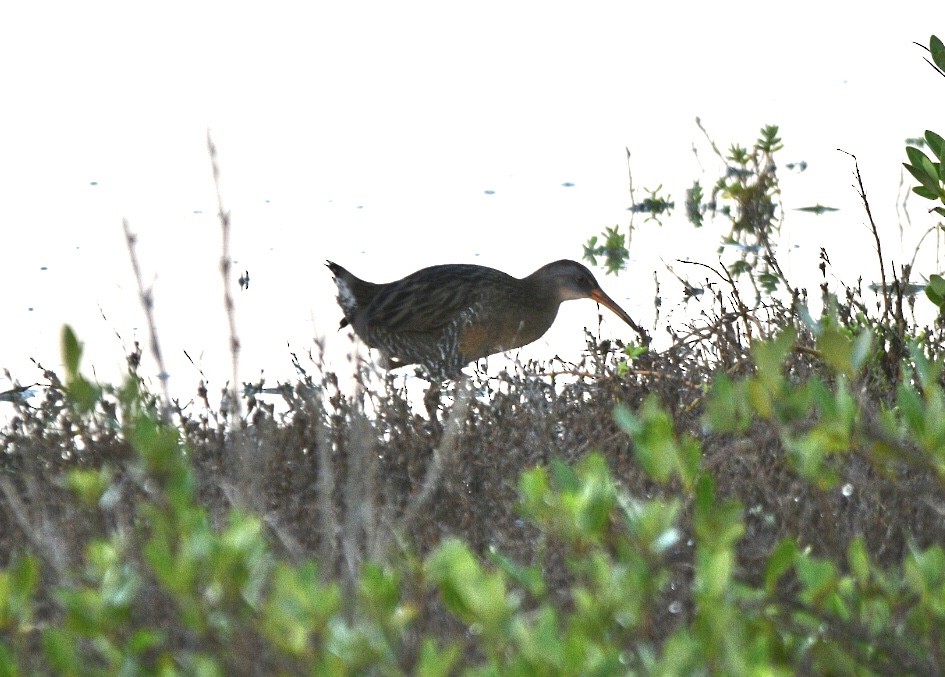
[[122, 219, 171, 406], [914, 41, 945, 79], [839, 149, 890, 321], [207, 131, 241, 416]]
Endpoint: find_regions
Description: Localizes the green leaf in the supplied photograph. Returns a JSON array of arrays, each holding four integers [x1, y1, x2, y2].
[[850, 329, 873, 372], [694, 473, 716, 518], [817, 326, 871, 377], [11, 555, 39, 606], [128, 628, 164, 655], [753, 329, 796, 387], [906, 145, 933, 173], [929, 274, 945, 298], [704, 375, 749, 434], [0, 643, 19, 677], [758, 272, 780, 293], [487, 546, 546, 597], [67, 468, 111, 507], [570, 453, 617, 537], [913, 185, 940, 201], [848, 537, 870, 585], [616, 398, 701, 489], [931, 293, 945, 315], [898, 380, 926, 438], [623, 343, 648, 360], [729, 260, 752, 277], [189, 655, 224, 677], [58, 588, 106, 636], [42, 628, 81, 675], [131, 417, 187, 480], [906, 145, 943, 188], [0, 555, 38, 634], [927, 274, 945, 309], [926, 129, 945, 163], [906, 546, 945, 596], [796, 555, 838, 608], [910, 343, 941, 391], [698, 549, 735, 599], [904, 149, 941, 193], [416, 638, 460, 677], [60, 325, 102, 412], [262, 563, 340, 656], [426, 539, 511, 629], [61, 325, 82, 378], [765, 539, 798, 593], [518, 467, 550, 519], [549, 458, 579, 493], [818, 327, 853, 376], [622, 496, 683, 554], [67, 376, 100, 414], [931, 34, 945, 71], [359, 563, 401, 617]]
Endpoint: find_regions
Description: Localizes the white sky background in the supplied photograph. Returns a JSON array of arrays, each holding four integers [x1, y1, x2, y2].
[[2, 2, 944, 402]]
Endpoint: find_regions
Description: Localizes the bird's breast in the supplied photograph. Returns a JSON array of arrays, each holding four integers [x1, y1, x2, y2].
[[458, 304, 559, 361]]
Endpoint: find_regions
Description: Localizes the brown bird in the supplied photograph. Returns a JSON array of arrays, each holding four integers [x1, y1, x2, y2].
[[327, 259, 647, 381]]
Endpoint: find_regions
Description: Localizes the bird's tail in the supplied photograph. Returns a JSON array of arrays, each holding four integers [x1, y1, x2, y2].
[[326, 261, 382, 329]]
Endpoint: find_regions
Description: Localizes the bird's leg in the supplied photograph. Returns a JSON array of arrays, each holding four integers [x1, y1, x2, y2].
[[423, 380, 443, 431]]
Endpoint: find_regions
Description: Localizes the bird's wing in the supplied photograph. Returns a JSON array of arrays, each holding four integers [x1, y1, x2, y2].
[[364, 266, 492, 334]]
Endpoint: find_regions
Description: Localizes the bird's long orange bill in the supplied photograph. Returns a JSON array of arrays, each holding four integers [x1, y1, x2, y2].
[[590, 288, 641, 333]]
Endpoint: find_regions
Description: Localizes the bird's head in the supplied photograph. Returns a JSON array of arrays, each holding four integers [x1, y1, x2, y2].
[[532, 259, 638, 329]]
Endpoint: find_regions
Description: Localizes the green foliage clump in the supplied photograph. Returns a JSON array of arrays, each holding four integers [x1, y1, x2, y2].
[[903, 35, 945, 317], [5, 311, 945, 674], [904, 129, 945, 216], [582, 226, 629, 276], [584, 121, 787, 296]]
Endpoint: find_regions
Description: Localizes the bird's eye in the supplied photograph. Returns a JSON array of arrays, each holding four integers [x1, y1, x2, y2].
[[577, 275, 589, 287]]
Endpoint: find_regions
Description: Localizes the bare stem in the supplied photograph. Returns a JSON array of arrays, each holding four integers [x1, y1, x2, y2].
[[207, 131, 241, 416], [122, 219, 171, 406], [625, 146, 637, 242], [397, 380, 470, 530], [838, 149, 890, 321]]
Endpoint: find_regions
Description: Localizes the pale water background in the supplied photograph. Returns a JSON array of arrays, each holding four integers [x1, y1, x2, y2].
[[2, 2, 944, 406]]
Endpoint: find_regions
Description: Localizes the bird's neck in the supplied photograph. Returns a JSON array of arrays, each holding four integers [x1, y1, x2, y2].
[[513, 278, 562, 333]]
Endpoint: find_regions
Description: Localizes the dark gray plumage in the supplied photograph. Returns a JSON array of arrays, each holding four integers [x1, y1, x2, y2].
[[327, 259, 644, 381]]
